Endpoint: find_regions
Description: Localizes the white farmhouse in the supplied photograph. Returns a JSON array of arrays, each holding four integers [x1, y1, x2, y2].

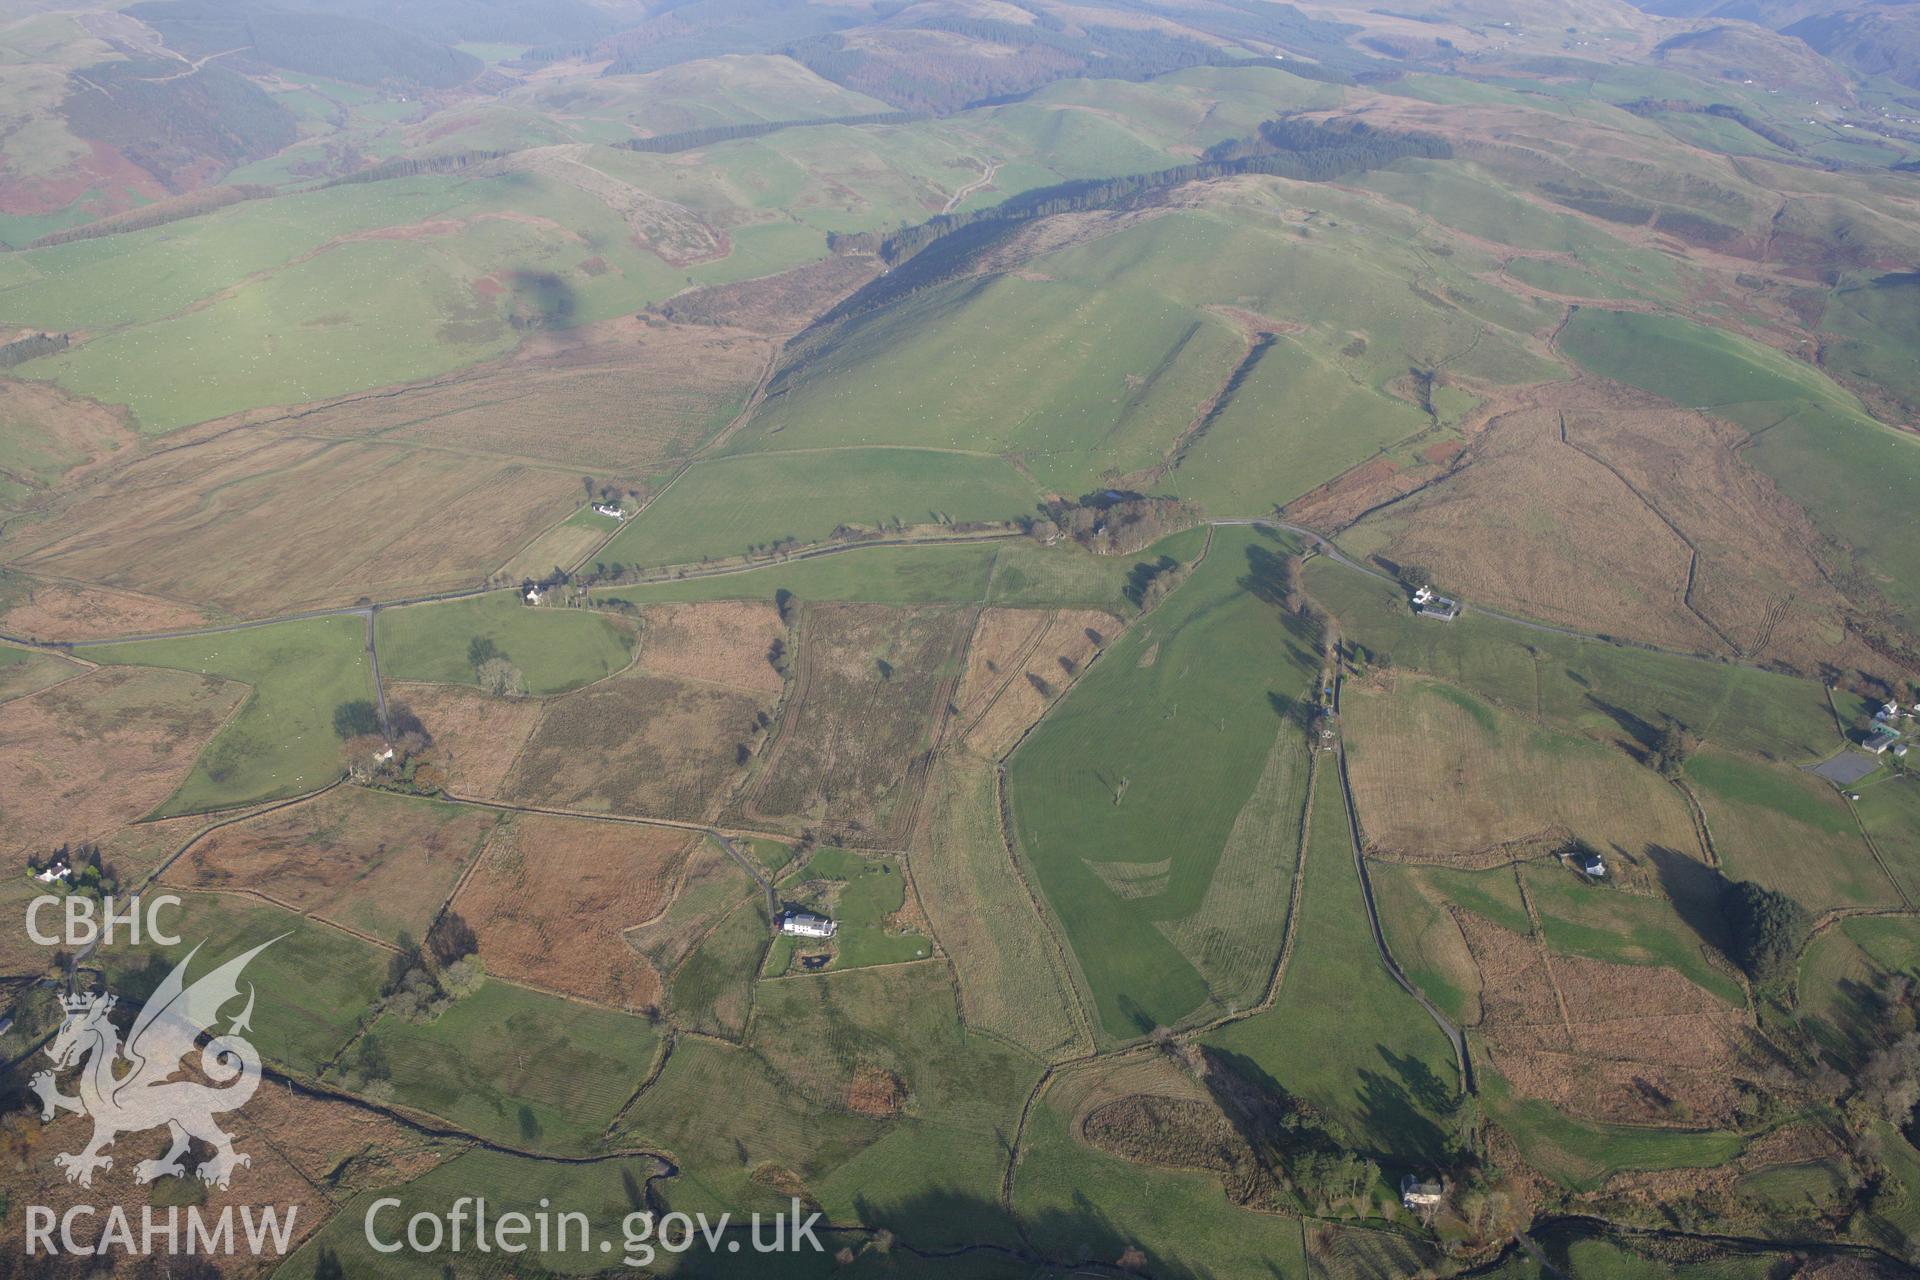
[[1400, 1176, 1443, 1210], [779, 911, 837, 939]]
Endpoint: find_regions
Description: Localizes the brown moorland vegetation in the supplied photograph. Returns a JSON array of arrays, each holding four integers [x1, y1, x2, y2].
[[1335, 380, 1869, 673], [0, 578, 211, 642], [166, 787, 501, 941], [0, 377, 135, 497], [953, 607, 1116, 758], [1459, 911, 1759, 1127], [266, 314, 773, 474], [505, 669, 777, 822], [1342, 676, 1701, 870], [450, 812, 695, 1010], [389, 681, 544, 798], [0, 665, 245, 858], [4, 433, 580, 615], [634, 600, 787, 694], [0, 1078, 447, 1265], [744, 604, 970, 840]]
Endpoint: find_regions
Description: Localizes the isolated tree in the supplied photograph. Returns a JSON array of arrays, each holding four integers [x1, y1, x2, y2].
[[428, 911, 479, 967], [1652, 715, 1695, 778], [1720, 880, 1811, 985], [332, 700, 380, 739], [1396, 562, 1435, 592], [385, 931, 423, 995], [467, 636, 501, 669], [475, 657, 526, 697], [1857, 1033, 1920, 1126]]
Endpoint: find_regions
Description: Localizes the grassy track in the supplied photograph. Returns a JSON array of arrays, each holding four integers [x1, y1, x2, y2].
[[83, 614, 375, 814], [597, 525, 1209, 613], [601, 449, 1043, 570]]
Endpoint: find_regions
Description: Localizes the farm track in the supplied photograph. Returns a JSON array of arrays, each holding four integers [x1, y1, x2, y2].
[[21, 506, 1787, 693], [942, 160, 1000, 215]]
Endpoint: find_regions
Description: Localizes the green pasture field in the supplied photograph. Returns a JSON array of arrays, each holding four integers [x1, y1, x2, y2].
[[1517, 862, 1745, 1006], [1203, 762, 1461, 1162], [1862, 1120, 1920, 1255], [356, 977, 661, 1153], [766, 847, 930, 975], [914, 758, 1090, 1058], [95, 892, 385, 1078], [624, 836, 758, 978], [1854, 778, 1920, 903], [1300, 559, 1839, 763], [590, 124, 985, 244], [1154, 728, 1308, 1012], [669, 896, 769, 1039], [597, 524, 1208, 613], [0, 179, 481, 332], [277, 1149, 666, 1278], [1369, 860, 1514, 1026], [731, 203, 1553, 507], [1796, 914, 1920, 1067], [1478, 1064, 1745, 1191], [601, 449, 1043, 570], [1559, 308, 1920, 628], [82, 614, 375, 814], [730, 221, 1260, 491], [745, 836, 796, 875], [284, 1151, 1029, 1276], [616, 1036, 883, 1218], [0, 642, 75, 700], [1505, 255, 1645, 300], [376, 591, 633, 696], [3, 156, 863, 431], [1824, 270, 1920, 418], [1685, 748, 1896, 911], [1475, 1224, 1787, 1279], [1168, 332, 1430, 514], [1734, 1159, 1852, 1220], [752, 964, 1039, 1249], [1012, 1097, 1437, 1278], [1007, 526, 1321, 1038]]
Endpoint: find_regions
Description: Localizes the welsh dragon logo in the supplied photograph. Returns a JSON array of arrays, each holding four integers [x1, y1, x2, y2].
[[30, 939, 276, 1190]]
